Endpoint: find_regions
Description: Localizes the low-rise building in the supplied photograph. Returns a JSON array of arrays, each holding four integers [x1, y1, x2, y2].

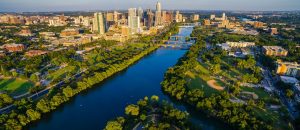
[[60, 28, 79, 37], [0, 51, 5, 57], [276, 60, 300, 77], [3, 43, 25, 52], [262, 46, 288, 57], [16, 29, 33, 36], [253, 21, 264, 28], [293, 83, 300, 103], [270, 28, 278, 35], [203, 19, 211, 26], [39, 32, 56, 39], [25, 50, 48, 57], [280, 76, 299, 84], [226, 41, 255, 48]]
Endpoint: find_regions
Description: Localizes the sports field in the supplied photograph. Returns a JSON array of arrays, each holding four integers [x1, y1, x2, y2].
[[0, 78, 34, 96]]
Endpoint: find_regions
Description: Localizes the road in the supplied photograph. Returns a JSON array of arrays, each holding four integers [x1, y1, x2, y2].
[[260, 65, 299, 119], [0, 69, 86, 114]]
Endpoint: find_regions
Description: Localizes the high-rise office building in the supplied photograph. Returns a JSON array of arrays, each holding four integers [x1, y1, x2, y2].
[[165, 11, 173, 23], [106, 12, 114, 22], [138, 7, 144, 19], [128, 16, 140, 34], [128, 8, 140, 34], [113, 11, 119, 22], [92, 12, 105, 35], [145, 9, 154, 28], [156, 2, 161, 12], [222, 13, 226, 20], [155, 2, 162, 26], [210, 14, 215, 20], [162, 11, 167, 24], [191, 14, 199, 21], [175, 11, 182, 22], [128, 8, 137, 17]]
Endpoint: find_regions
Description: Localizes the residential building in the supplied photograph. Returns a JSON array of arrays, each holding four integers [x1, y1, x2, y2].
[[270, 28, 278, 35], [226, 41, 255, 48], [3, 43, 25, 52], [254, 21, 264, 28], [60, 28, 79, 37], [262, 46, 288, 56], [191, 14, 199, 21], [16, 29, 33, 36], [49, 16, 67, 26], [203, 19, 211, 26], [25, 50, 48, 57], [276, 60, 300, 77]]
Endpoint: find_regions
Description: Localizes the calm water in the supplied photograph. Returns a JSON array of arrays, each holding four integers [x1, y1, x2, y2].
[[29, 28, 226, 130]]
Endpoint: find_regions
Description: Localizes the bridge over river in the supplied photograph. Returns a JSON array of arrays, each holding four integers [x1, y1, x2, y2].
[[162, 25, 198, 49]]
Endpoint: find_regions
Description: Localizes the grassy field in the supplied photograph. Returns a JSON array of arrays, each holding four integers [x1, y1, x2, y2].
[[0, 78, 34, 96], [185, 62, 221, 97], [252, 107, 290, 130], [47, 65, 78, 81], [241, 86, 273, 102]]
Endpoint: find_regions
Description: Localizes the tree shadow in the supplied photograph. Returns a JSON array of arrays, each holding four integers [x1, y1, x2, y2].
[[12, 82, 33, 96], [0, 79, 16, 92]]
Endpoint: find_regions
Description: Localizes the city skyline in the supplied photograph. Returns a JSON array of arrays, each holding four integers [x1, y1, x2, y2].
[[1, 0, 300, 12]]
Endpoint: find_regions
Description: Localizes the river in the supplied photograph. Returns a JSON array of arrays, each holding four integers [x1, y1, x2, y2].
[[29, 27, 226, 130]]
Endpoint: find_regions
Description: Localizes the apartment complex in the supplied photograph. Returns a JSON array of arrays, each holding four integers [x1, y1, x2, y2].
[[262, 46, 288, 56], [2, 44, 25, 52], [276, 60, 300, 77], [226, 41, 255, 48]]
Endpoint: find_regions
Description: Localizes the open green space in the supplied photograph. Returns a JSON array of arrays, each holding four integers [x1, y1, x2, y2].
[[241, 86, 273, 102], [252, 108, 290, 130], [0, 78, 34, 96], [47, 65, 78, 81], [185, 62, 221, 97], [187, 76, 221, 97]]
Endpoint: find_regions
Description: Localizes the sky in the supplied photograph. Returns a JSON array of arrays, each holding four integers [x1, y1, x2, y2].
[[0, 0, 300, 12]]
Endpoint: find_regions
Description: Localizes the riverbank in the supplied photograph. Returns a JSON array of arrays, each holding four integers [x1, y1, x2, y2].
[[0, 44, 159, 130]]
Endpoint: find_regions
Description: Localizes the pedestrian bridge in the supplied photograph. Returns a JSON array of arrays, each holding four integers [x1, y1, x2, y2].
[[178, 22, 201, 28]]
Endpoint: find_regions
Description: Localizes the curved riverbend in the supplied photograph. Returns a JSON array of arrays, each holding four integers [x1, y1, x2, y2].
[[29, 28, 226, 130]]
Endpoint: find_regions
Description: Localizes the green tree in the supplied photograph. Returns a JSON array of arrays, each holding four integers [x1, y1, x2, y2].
[[36, 99, 51, 113], [125, 104, 140, 116], [0, 93, 13, 108], [62, 86, 74, 98], [17, 114, 29, 126], [26, 109, 41, 121], [286, 89, 294, 99], [211, 64, 221, 74], [104, 121, 123, 130]]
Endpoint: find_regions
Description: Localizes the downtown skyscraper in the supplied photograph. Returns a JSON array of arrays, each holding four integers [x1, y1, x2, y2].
[[128, 8, 141, 34], [155, 2, 162, 26], [92, 12, 106, 34]]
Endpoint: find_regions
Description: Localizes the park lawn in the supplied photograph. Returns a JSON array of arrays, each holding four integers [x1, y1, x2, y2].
[[252, 108, 290, 130], [186, 75, 220, 97], [194, 62, 210, 75], [185, 62, 224, 96], [0, 78, 34, 96], [128, 43, 147, 48], [241, 86, 273, 102], [47, 65, 78, 81]]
